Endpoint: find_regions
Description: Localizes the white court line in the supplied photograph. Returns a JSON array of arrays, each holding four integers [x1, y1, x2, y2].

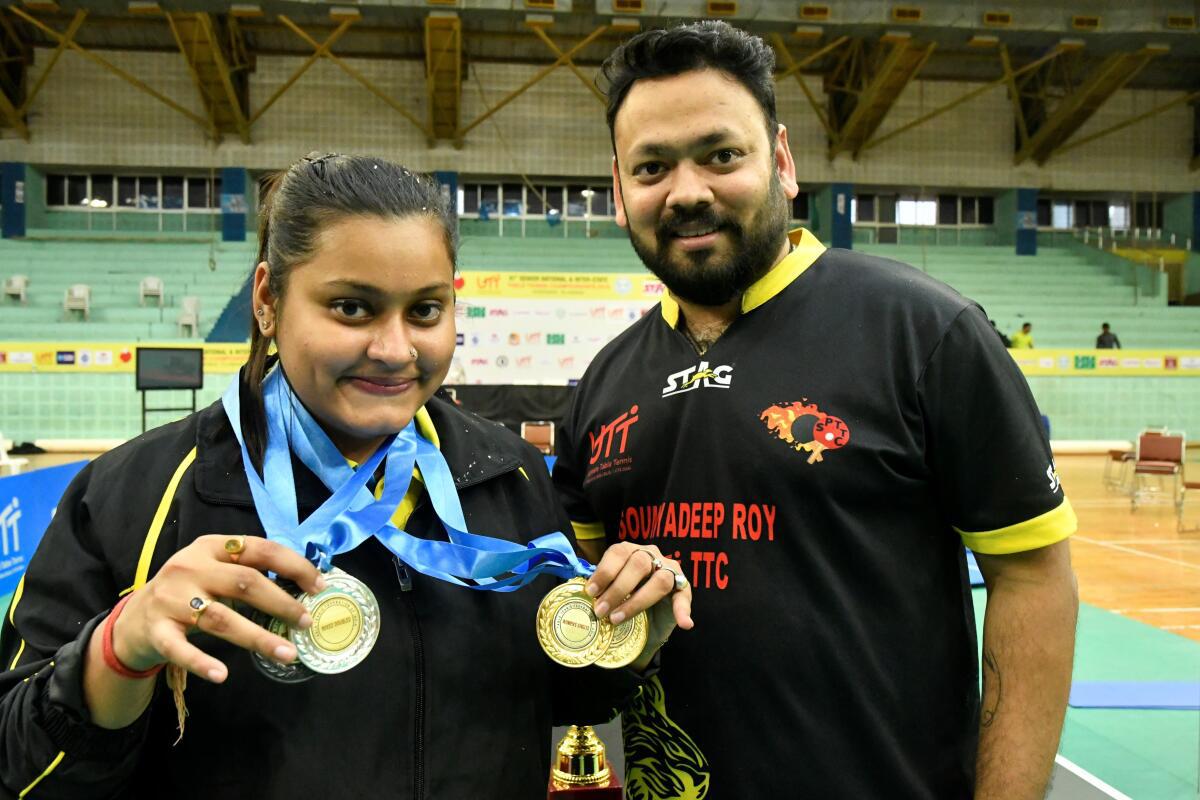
[[1110, 607, 1200, 614], [1091, 539, 1200, 546], [1072, 536, 1200, 571], [1053, 754, 1132, 800], [1162, 624, 1200, 630]]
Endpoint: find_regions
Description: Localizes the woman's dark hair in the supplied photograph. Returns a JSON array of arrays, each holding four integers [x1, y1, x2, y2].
[[243, 153, 457, 470], [598, 21, 778, 145]]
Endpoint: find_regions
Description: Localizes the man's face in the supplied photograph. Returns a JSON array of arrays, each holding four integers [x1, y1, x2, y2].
[[611, 68, 799, 307]]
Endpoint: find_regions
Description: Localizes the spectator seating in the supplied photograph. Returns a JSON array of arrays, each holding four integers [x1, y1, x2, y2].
[[63, 283, 91, 320], [0, 235, 256, 341], [3, 274, 28, 304], [140, 276, 164, 307], [177, 296, 201, 337]]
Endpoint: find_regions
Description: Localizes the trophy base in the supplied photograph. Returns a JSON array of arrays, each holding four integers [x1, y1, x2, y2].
[[546, 774, 623, 798]]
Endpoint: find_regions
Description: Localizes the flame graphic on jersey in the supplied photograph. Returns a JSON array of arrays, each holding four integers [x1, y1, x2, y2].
[[760, 400, 851, 464]]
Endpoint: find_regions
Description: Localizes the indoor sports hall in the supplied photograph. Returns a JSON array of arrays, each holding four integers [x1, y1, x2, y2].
[[0, 1, 1197, 797]]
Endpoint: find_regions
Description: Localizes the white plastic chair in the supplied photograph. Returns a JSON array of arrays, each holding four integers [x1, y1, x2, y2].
[[3, 275, 28, 304], [63, 283, 91, 320], [0, 433, 27, 476], [177, 295, 201, 337], [140, 276, 164, 307]]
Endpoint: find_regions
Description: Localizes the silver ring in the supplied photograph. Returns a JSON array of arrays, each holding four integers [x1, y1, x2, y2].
[[669, 570, 688, 593]]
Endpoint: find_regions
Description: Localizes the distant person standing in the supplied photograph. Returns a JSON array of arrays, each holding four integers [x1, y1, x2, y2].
[[1011, 322, 1034, 349], [1095, 323, 1121, 349]]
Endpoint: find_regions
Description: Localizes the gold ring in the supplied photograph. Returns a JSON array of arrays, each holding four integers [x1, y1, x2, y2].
[[189, 596, 212, 626], [224, 536, 246, 563]]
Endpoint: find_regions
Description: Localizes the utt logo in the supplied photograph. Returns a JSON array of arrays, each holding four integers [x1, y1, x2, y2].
[[760, 400, 850, 464], [662, 361, 733, 397], [475, 275, 500, 290], [0, 498, 20, 556], [1046, 464, 1061, 493], [589, 405, 639, 465]]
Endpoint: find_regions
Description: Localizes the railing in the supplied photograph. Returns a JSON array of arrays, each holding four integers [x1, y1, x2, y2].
[[1079, 226, 1191, 253], [1070, 228, 1171, 306]]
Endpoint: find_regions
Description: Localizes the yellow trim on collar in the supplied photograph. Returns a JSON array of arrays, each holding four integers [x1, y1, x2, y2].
[[659, 227, 825, 328], [956, 497, 1078, 555], [570, 520, 607, 541], [414, 406, 439, 450]]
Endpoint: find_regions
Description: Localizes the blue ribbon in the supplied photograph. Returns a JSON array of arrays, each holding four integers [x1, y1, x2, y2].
[[221, 368, 592, 590]]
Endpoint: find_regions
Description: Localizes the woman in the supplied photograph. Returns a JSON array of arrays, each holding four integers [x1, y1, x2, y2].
[[0, 154, 691, 798]]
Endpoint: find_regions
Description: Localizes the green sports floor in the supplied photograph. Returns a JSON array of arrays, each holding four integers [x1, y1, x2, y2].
[[1, 589, 1196, 797]]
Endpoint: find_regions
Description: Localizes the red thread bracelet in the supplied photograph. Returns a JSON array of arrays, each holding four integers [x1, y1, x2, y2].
[[101, 594, 165, 679]]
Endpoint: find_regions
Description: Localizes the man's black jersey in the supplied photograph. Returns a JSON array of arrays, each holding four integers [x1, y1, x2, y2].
[[553, 229, 1076, 799]]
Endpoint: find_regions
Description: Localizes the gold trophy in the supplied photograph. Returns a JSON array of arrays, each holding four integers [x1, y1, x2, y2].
[[547, 725, 622, 798]]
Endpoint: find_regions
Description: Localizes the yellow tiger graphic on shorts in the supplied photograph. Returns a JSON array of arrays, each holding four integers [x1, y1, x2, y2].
[[622, 675, 710, 800]]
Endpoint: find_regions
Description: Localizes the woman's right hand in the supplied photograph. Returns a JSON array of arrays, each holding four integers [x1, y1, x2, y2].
[[111, 535, 325, 683]]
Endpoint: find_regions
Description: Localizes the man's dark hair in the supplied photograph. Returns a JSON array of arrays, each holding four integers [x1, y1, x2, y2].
[[598, 20, 778, 145]]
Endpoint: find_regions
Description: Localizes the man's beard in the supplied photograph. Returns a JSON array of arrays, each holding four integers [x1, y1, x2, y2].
[[627, 173, 790, 307]]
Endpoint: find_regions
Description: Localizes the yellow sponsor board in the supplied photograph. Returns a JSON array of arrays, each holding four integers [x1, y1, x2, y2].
[[458, 271, 665, 301], [0, 342, 250, 374], [3, 342, 1199, 378], [1009, 349, 1200, 376]]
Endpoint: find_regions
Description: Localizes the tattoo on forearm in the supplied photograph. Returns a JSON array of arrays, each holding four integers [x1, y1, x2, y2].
[[981, 648, 1002, 728]]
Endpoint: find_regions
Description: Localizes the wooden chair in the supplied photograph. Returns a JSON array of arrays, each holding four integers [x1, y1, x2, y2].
[[1131, 431, 1185, 510], [520, 420, 555, 455], [1179, 465, 1200, 533]]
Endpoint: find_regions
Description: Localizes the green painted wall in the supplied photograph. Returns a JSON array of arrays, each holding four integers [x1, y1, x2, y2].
[[0, 371, 1197, 443], [994, 189, 1017, 247], [1163, 193, 1193, 248]]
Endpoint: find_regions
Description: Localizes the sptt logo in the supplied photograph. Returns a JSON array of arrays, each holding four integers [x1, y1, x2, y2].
[[0, 498, 20, 556], [588, 405, 639, 465], [662, 361, 733, 397]]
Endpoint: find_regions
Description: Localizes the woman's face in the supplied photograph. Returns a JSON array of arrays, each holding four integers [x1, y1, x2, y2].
[[253, 215, 456, 461]]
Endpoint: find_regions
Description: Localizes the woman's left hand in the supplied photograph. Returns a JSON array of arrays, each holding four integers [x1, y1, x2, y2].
[[586, 542, 693, 671]]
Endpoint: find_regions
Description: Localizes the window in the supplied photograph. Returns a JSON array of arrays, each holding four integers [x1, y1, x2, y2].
[[791, 192, 809, 220], [187, 177, 209, 210], [138, 177, 159, 209], [210, 177, 221, 209], [67, 175, 88, 206], [1134, 200, 1163, 229], [1052, 202, 1073, 229], [526, 185, 545, 215], [877, 195, 897, 224], [461, 184, 479, 214], [162, 176, 184, 210], [978, 196, 994, 225], [856, 194, 875, 222], [502, 183, 524, 217], [896, 197, 936, 226], [1108, 203, 1129, 230], [47, 175, 65, 206], [479, 184, 498, 217], [89, 175, 113, 208], [961, 196, 977, 224], [937, 195, 957, 225], [590, 186, 612, 217], [566, 185, 588, 217], [118, 176, 138, 207], [1036, 198, 1052, 227]]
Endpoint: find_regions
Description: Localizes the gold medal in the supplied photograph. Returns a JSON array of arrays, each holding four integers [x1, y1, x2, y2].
[[536, 577, 614, 668], [290, 567, 381, 675], [594, 609, 649, 669]]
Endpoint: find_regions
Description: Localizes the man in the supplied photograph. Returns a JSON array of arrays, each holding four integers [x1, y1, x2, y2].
[[1011, 321, 1035, 348], [553, 21, 1078, 800], [1096, 322, 1121, 349]]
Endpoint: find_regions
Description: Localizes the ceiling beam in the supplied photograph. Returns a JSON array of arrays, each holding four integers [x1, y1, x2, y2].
[[1015, 47, 1167, 165]]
